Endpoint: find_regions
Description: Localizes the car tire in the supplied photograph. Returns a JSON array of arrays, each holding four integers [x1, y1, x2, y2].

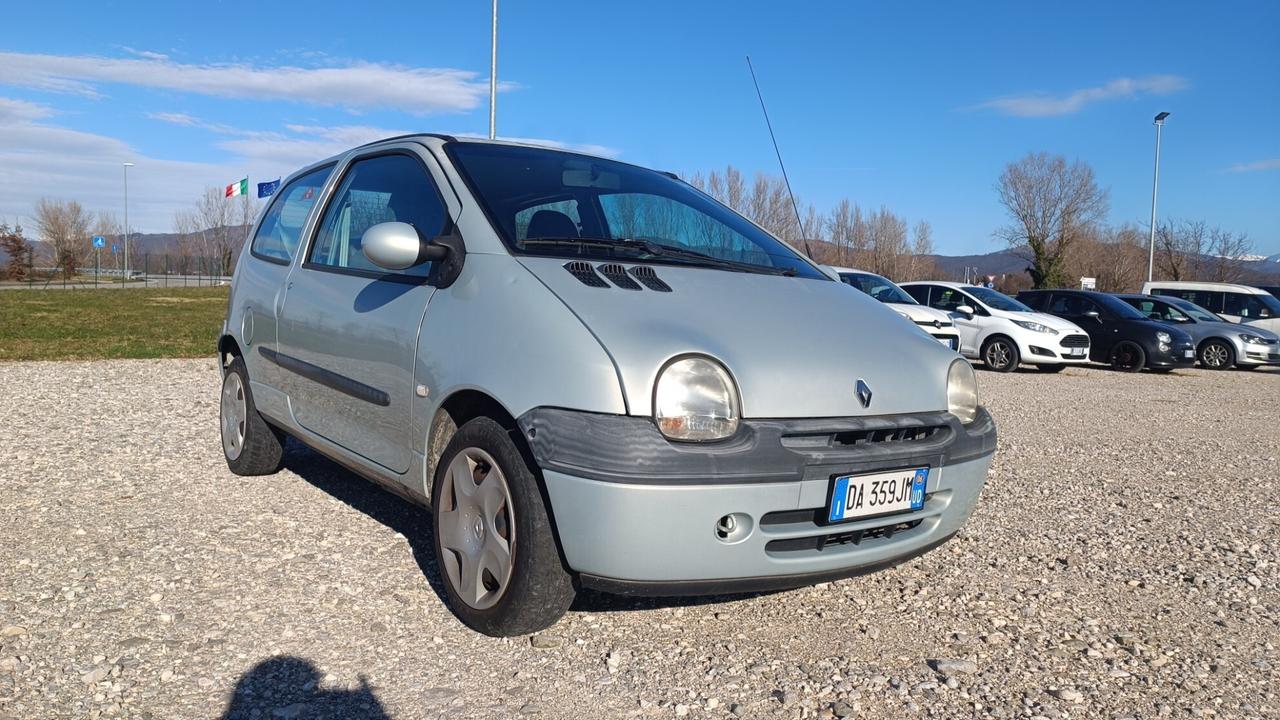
[[220, 356, 286, 476], [431, 417, 576, 637], [1110, 342, 1146, 373], [1036, 364, 1067, 373], [1198, 340, 1235, 370], [981, 337, 1020, 372]]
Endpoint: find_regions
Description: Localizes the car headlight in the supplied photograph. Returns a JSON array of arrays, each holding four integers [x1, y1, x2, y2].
[[1239, 333, 1268, 345], [1156, 331, 1172, 344], [1012, 319, 1058, 335], [654, 356, 740, 441], [946, 359, 979, 425]]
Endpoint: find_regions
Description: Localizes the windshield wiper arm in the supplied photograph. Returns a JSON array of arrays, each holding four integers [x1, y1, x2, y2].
[[517, 236, 795, 276]]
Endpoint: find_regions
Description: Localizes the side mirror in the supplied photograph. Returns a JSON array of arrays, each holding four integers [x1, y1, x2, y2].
[[361, 221, 448, 271], [1084, 310, 1101, 320], [955, 305, 975, 318]]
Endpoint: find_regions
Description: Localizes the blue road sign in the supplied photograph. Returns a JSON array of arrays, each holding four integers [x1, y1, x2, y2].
[[92, 235, 105, 249], [111, 244, 121, 255]]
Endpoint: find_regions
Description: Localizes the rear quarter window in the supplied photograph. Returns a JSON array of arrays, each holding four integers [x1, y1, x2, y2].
[[250, 166, 332, 263]]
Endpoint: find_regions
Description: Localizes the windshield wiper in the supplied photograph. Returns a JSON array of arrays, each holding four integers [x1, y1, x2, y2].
[[517, 237, 796, 276]]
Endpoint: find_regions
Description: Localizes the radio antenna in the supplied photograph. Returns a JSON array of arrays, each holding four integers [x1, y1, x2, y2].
[[746, 55, 813, 259]]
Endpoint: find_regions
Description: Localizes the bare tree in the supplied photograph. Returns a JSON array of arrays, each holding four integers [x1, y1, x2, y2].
[[194, 187, 238, 276], [995, 152, 1109, 288], [1203, 226, 1252, 283], [866, 207, 908, 279], [32, 198, 92, 278], [903, 220, 937, 281], [1, 221, 32, 280], [1155, 219, 1251, 283]]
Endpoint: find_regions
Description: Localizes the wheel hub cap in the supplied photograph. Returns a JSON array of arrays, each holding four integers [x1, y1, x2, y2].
[[438, 448, 515, 610], [220, 371, 247, 461]]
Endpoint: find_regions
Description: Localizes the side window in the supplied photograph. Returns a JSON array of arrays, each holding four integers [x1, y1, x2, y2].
[[516, 199, 582, 241], [308, 154, 446, 277], [250, 166, 331, 263], [1223, 293, 1268, 319], [903, 285, 930, 305], [1049, 294, 1094, 316], [929, 288, 966, 312]]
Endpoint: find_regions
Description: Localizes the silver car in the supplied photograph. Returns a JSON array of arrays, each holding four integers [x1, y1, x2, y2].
[[218, 135, 997, 636], [1115, 294, 1280, 369]]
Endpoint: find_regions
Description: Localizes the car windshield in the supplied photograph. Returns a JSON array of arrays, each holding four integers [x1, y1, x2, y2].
[[446, 142, 825, 279], [1166, 298, 1223, 323], [966, 286, 1033, 312], [839, 272, 917, 304]]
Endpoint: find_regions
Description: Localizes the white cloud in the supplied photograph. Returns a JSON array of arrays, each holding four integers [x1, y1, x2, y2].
[[0, 97, 54, 123], [973, 75, 1189, 117], [1, 104, 620, 233], [0, 51, 496, 114], [1224, 158, 1280, 173]]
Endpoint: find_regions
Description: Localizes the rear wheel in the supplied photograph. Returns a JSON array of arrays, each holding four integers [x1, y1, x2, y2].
[[1110, 342, 1146, 373], [220, 356, 286, 475], [1198, 340, 1235, 370], [981, 337, 1020, 373], [1036, 364, 1067, 373], [432, 417, 575, 636]]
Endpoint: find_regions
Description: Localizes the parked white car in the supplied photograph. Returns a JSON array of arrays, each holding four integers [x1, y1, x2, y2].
[[900, 281, 1091, 372], [829, 267, 960, 351], [1141, 281, 1280, 335]]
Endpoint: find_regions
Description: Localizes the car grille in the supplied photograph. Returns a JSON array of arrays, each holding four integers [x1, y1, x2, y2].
[[1060, 334, 1090, 348], [765, 519, 923, 553], [757, 489, 949, 559]]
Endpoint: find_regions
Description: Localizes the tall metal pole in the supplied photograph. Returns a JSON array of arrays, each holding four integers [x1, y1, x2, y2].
[[123, 162, 134, 284], [488, 0, 498, 140], [1146, 113, 1169, 283]]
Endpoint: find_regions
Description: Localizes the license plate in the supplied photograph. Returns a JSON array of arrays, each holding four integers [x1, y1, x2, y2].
[[937, 336, 958, 350], [1184, 349, 1194, 359], [1068, 347, 1087, 357], [828, 468, 928, 523]]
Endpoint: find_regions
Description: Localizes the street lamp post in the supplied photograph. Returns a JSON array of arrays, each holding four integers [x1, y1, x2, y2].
[[488, 0, 498, 140], [123, 162, 135, 283], [1146, 112, 1170, 283]]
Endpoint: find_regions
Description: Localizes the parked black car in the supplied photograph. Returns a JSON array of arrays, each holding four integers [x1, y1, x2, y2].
[[1016, 289, 1196, 372]]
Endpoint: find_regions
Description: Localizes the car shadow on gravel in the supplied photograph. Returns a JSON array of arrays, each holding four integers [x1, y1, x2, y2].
[[279, 440, 451, 607], [221, 656, 390, 719]]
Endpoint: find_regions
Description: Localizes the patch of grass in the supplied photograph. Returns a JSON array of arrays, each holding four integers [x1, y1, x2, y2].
[[0, 287, 229, 361]]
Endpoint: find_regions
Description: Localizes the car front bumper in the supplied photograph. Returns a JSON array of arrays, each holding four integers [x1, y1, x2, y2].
[[1149, 342, 1197, 368], [519, 407, 996, 594]]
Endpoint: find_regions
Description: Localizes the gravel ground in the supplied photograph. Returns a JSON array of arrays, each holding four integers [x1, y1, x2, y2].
[[1, 359, 1277, 720]]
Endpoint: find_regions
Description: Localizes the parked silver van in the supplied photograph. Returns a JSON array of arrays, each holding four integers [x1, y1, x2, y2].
[[218, 135, 997, 635]]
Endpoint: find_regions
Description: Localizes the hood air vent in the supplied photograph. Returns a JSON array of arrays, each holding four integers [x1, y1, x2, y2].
[[628, 265, 673, 292], [598, 264, 642, 290], [564, 261, 609, 288]]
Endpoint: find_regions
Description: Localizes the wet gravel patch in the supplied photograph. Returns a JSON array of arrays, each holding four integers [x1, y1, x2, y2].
[[1, 360, 1277, 719]]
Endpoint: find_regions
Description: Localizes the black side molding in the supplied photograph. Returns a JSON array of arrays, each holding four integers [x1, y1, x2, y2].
[[258, 347, 390, 407]]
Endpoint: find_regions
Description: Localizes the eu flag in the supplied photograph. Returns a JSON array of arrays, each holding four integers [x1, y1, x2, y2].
[[257, 178, 281, 198]]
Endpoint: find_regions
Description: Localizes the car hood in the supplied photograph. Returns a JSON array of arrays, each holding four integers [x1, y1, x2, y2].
[[886, 302, 954, 328], [1127, 318, 1195, 343], [517, 257, 960, 418], [988, 308, 1085, 334]]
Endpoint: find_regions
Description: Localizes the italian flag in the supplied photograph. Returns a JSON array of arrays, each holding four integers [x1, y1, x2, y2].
[[225, 178, 248, 197]]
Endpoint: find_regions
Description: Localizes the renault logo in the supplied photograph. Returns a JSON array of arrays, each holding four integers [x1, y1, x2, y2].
[[855, 379, 873, 408]]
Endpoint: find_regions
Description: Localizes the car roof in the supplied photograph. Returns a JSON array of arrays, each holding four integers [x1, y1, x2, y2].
[[898, 281, 981, 289], [1144, 280, 1269, 294], [828, 266, 881, 276]]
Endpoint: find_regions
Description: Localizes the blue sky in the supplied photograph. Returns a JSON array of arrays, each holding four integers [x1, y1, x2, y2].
[[1, 1, 1277, 255]]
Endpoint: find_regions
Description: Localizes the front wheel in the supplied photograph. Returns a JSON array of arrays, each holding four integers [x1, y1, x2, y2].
[[1198, 340, 1235, 370], [981, 337, 1020, 372], [1110, 342, 1146, 373], [432, 417, 576, 636]]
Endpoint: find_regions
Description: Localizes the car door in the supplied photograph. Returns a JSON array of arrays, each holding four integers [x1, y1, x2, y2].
[[1047, 293, 1110, 359], [924, 287, 983, 356], [275, 148, 452, 474], [236, 166, 333, 404]]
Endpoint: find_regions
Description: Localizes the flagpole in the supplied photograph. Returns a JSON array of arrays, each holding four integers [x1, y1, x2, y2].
[[489, 0, 498, 140]]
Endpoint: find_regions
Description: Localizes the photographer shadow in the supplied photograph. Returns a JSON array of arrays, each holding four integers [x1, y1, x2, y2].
[[221, 656, 389, 720]]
